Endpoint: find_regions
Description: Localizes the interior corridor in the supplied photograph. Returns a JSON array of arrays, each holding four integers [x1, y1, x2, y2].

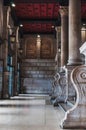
[[0, 94, 84, 130]]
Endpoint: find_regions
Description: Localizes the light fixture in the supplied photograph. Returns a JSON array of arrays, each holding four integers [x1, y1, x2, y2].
[[83, 23, 86, 26], [20, 24, 23, 27], [52, 26, 54, 28], [37, 35, 40, 38], [11, 2, 16, 7]]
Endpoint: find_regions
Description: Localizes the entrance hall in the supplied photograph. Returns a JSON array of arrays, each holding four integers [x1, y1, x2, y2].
[[0, 0, 86, 129]]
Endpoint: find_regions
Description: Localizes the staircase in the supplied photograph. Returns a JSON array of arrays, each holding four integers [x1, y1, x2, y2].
[[21, 59, 56, 94]]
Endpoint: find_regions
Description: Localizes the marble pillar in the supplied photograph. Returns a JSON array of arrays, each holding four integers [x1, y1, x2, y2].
[[51, 7, 68, 104], [13, 27, 19, 96], [67, 0, 82, 100], [61, 0, 83, 128], [55, 26, 61, 70], [59, 6, 68, 67], [2, 6, 11, 98]]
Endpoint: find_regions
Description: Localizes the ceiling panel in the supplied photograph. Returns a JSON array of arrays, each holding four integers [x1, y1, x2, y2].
[[15, 3, 59, 19], [4, 0, 86, 34], [23, 23, 54, 33], [81, 3, 86, 19]]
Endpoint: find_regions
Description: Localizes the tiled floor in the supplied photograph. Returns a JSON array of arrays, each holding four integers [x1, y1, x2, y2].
[[0, 95, 84, 130]]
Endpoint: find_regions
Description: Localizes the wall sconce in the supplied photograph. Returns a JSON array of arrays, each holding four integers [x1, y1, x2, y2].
[[10, 33, 16, 43]]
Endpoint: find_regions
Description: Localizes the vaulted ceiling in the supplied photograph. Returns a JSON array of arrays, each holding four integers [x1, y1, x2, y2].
[[4, 0, 86, 36]]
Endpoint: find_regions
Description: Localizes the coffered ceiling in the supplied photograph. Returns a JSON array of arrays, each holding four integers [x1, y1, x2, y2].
[[4, 0, 86, 36]]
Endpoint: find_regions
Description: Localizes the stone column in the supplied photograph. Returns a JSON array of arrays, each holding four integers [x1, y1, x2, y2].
[[61, 0, 82, 128], [51, 7, 68, 104], [13, 27, 19, 96], [55, 26, 61, 70], [68, 0, 81, 65], [2, 6, 10, 99], [59, 6, 68, 68], [19, 38, 24, 94], [67, 0, 82, 100]]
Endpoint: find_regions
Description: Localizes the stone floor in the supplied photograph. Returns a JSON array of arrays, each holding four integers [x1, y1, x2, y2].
[[0, 94, 85, 130]]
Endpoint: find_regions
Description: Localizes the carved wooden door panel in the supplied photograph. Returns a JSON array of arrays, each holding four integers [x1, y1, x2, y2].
[[40, 37, 54, 59], [26, 38, 37, 59]]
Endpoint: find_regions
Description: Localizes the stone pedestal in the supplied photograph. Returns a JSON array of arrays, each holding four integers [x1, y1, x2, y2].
[[61, 65, 86, 128], [61, 41, 86, 128]]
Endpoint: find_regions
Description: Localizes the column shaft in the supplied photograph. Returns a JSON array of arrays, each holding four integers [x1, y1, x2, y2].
[[13, 27, 19, 96], [68, 0, 82, 65], [55, 26, 61, 70], [2, 6, 10, 99], [60, 7, 68, 67]]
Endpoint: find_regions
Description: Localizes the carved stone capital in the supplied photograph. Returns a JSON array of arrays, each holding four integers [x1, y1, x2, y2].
[[55, 26, 61, 32], [59, 6, 68, 16]]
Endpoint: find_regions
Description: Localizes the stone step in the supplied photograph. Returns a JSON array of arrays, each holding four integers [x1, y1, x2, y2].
[[22, 59, 55, 63], [21, 62, 56, 67], [22, 70, 55, 75], [21, 73, 54, 78], [21, 59, 56, 67], [22, 66, 55, 71]]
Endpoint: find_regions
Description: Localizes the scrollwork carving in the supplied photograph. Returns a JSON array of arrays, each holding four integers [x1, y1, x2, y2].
[[80, 72, 86, 79], [71, 65, 86, 102]]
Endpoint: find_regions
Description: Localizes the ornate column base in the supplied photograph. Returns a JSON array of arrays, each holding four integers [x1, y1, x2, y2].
[[61, 65, 86, 128]]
